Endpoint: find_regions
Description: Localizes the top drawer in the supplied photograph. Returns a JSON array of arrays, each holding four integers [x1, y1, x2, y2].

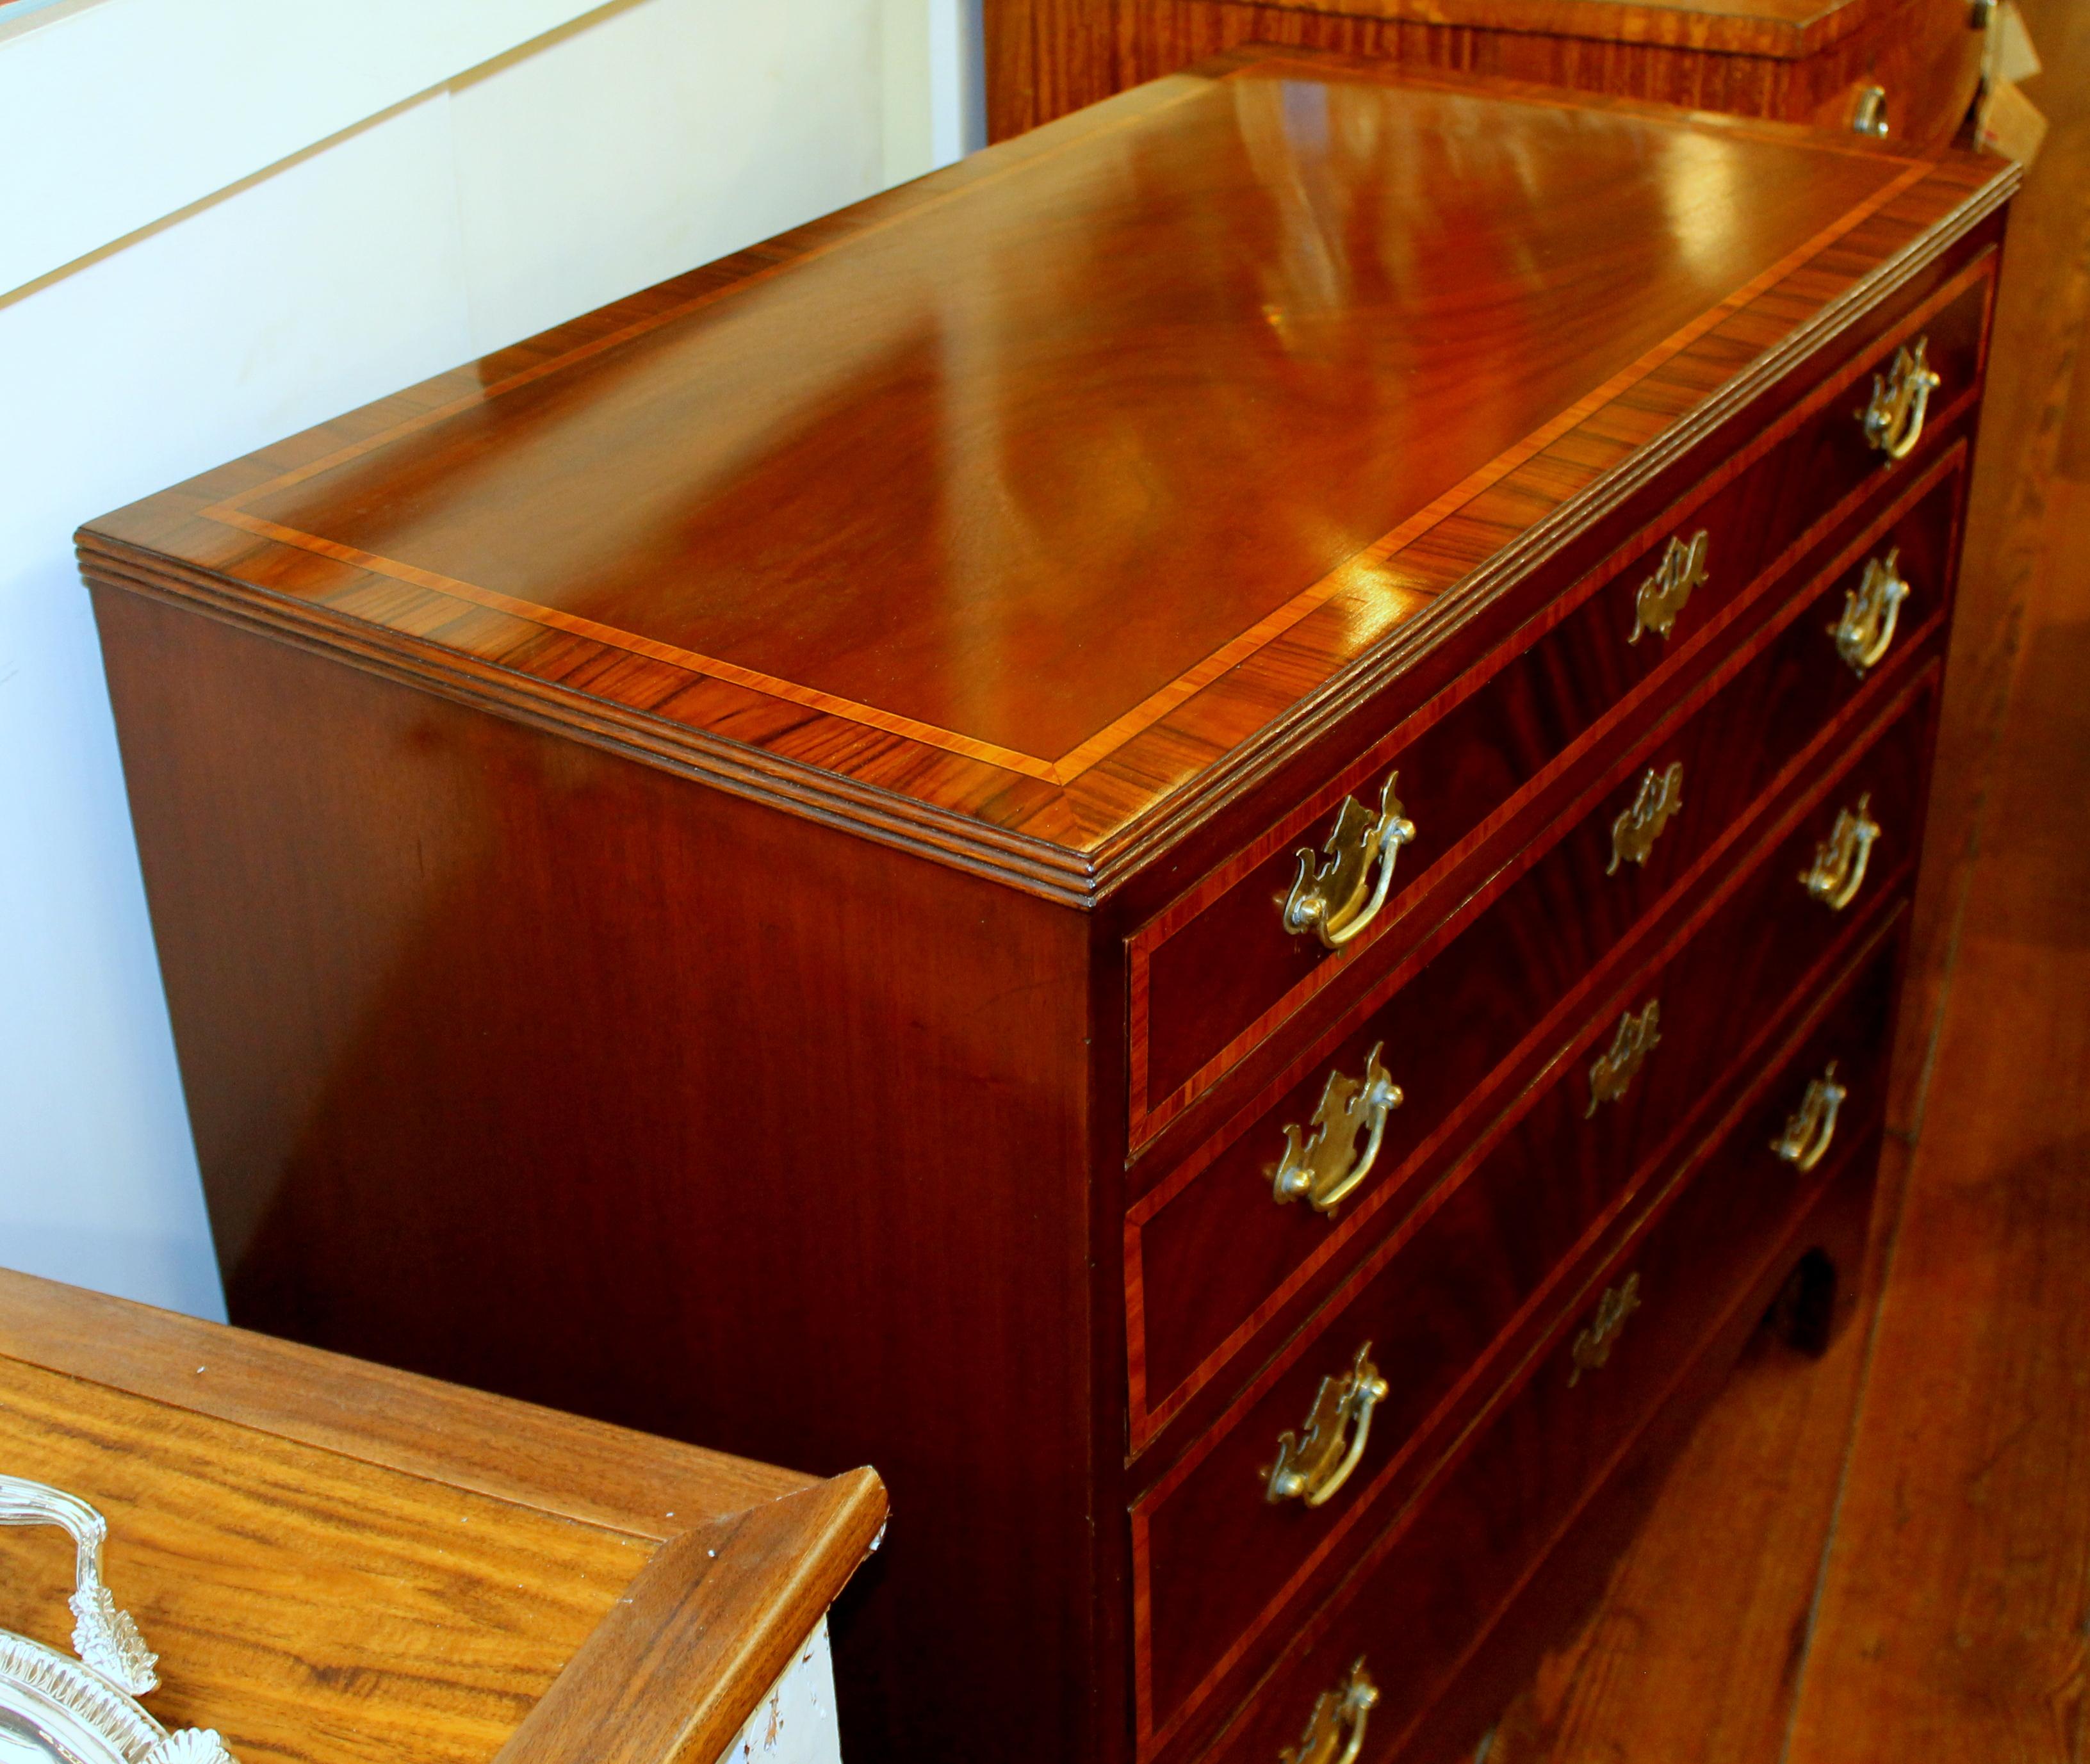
[[1127, 256, 1995, 1148]]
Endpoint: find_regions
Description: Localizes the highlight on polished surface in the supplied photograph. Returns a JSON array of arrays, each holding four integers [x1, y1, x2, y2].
[[78, 53, 2011, 891]]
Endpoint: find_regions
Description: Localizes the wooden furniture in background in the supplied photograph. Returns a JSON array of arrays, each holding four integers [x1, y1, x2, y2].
[[78, 51, 2016, 1764], [0, 1269, 886, 1764], [1476, 7, 2090, 1750], [985, 0, 1990, 148]]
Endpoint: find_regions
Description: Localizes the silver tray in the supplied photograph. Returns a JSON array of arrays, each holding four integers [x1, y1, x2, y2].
[[0, 1476, 234, 1764]]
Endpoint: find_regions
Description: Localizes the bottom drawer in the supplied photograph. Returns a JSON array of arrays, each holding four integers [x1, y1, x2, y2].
[[1189, 919, 1904, 1764]]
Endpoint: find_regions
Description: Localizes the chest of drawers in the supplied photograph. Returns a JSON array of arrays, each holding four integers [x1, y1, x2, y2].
[[79, 53, 2016, 1764]]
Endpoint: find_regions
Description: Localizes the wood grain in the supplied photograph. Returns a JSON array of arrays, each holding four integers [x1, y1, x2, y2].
[[1125, 272, 1990, 1145], [498, 1472, 888, 1764], [0, 1352, 646, 1764], [0, 1270, 886, 1764], [76, 54, 2013, 904], [1187, 920, 1906, 1763], [0, 1270, 811, 1537], [1892, 0, 2090, 1140], [1782, 465, 2090, 1759], [987, 0, 1986, 145], [1430, 23, 2087, 1745], [74, 55, 2011, 1764]]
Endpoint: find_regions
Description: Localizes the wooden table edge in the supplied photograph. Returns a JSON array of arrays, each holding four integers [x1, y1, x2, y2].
[[0, 1268, 890, 1763], [0, 1268, 819, 1531]]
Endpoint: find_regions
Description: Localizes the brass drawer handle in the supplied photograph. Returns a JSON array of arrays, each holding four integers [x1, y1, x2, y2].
[[1629, 530, 1709, 644], [1800, 794, 1881, 911], [1861, 336, 1941, 461], [1569, 1273, 1642, 1386], [1608, 760, 1685, 874], [1284, 771, 1416, 951], [1279, 1658, 1379, 1764], [1587, 999, 1660, 1116], [1270, 1044, 1405, 1214], [1852, 84, 1891, 138], [1831, 549, 1910, 675], [1772, 1061, 1848, 1172], [1266, 1343, 1389, 1508]]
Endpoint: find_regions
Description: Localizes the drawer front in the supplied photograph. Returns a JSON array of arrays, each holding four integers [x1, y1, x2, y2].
[[1129, 257, 1993, 1146], [1129, 676, 1929, 1747], [1180, 929, 1905, 1764], [1126, 452, 1963, 1449]]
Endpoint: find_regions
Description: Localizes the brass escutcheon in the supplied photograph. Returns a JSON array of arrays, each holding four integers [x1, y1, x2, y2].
[[1772, 1061, 1849, 1172], [1832, 550, 1911, 675], [1860, 336, 1941, 461], [1608, 761, 1685, 874], [1630, 530, 1710, 644], [1801, 794, 1881, 911], [1569, 1273, 1642, 1387], [1266, 1343, 1389, 1508], [1282, 772, 1416, 951], [1587, 1000, 1661, 1116], [1270, 1045, 1405, 1214], [1279, 1658, 1379, 1764]]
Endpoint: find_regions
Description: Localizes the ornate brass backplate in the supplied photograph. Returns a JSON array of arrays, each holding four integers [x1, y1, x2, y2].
[[1587, 1000, 1661, 1116], [1282, 772, 1416, 951], [1831, 550, 1911, 675], [0, 1476, 236, 1764], [1569, 1273, 1642, 1387], [1800, 794, 1881, 911], [1608, 761, 1685, 874], [1772, 1061, 1848, 1172], [1279, 1658, 1379, 1764], [1628, 531, 1710, 644], [1266, 1343, 1389, 1508], [1860, 336, 1941, 461], [1269, 1045, 1405, 1214]]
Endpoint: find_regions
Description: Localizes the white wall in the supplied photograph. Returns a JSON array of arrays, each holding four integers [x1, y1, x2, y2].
[[0, 0, 977, 1319]]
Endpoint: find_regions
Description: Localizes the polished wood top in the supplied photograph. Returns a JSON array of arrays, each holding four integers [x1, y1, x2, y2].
[[0, 1270, 886, 1764], [81, 53, 2013, 902]]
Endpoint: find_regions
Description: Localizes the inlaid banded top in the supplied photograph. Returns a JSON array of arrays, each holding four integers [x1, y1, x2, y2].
[[80, 51, 2014, 901]]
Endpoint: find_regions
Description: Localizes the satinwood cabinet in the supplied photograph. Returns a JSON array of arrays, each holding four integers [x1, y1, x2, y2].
[[80, 51, 2016, 1764]]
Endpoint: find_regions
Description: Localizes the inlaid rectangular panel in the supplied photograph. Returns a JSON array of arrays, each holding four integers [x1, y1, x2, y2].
[[78, 56, 2014, 899]]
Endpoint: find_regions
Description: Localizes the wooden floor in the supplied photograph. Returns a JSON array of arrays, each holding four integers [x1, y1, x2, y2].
[[1474, 16, 2090, 1761]]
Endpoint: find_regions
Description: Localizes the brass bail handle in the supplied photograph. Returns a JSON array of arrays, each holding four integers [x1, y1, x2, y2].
[[1833, 550, 1911, 676], [1629, 530, 1710, 644], [0, 1473, 159, 1695], [1861, 336, 1941, 462], [1608, 760, 1684, 874], [1801, 794, 1881, 911], [1569, 1272, 1642, 1387], [1266, 1343, 1390, 1508], [1284, 772, 1416, 951], [1773, 1062, 1848, 1172], [1587, 999, 1661, 1116], [1280, 1659, 1380, 1764], [1270, 1044, 1405, 1214]]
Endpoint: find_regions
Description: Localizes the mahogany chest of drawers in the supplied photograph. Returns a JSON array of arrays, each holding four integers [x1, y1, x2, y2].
[[80, 53, 2017, 1764]]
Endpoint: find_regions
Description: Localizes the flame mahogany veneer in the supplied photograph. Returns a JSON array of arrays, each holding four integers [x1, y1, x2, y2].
[[79, 53, 2015, 1764]]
